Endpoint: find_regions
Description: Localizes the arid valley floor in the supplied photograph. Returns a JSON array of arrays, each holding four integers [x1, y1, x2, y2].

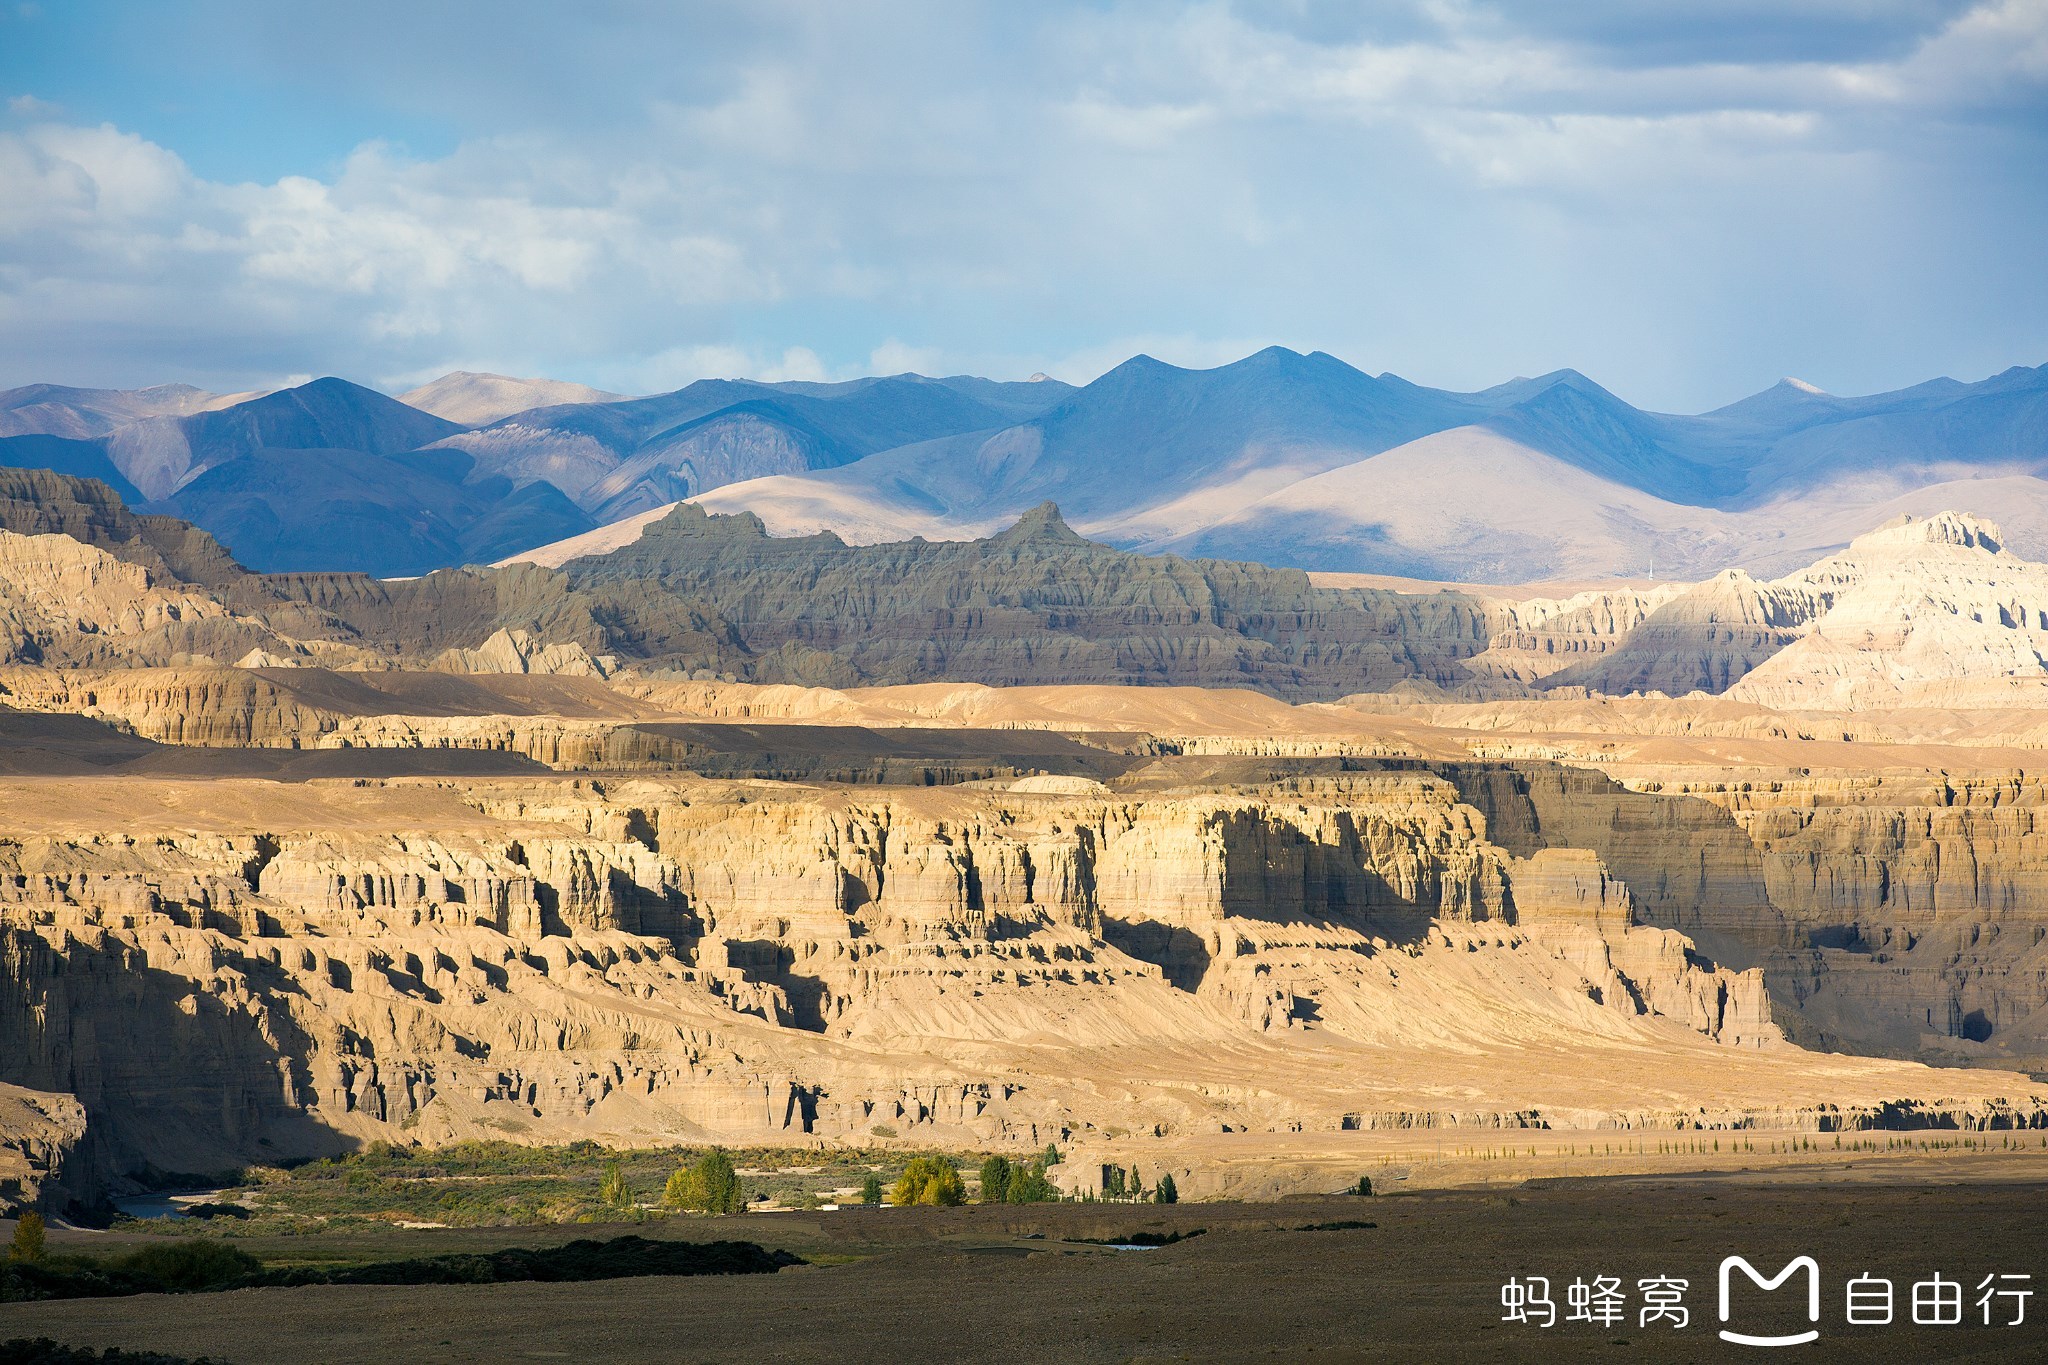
[[10, 1174, 2048, 1362]]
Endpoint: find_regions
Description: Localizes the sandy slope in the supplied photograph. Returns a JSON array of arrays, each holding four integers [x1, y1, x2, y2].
[[397, 371, 626, 426]]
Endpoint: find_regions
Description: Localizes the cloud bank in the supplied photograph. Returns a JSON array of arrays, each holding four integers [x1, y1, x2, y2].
[[1, 0, 2043, 409]]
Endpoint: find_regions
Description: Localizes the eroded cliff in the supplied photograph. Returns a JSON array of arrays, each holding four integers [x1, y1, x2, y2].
[[1446, 760, 2048, 1073], [5, 766, 2038, 1211]]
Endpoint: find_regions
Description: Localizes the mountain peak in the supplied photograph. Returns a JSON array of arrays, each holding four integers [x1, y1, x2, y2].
[[990, 501, 1089, 547], [398, 371, 627, 425], [1851, 510, 2004, 555], [1779, 377, 1827, 395], [1238, 345, 1307, 366]]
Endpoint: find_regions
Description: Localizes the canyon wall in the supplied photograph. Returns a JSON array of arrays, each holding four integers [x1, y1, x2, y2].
[[1445, 761, 2048, 1073], [14, 767, 2019, 1212]]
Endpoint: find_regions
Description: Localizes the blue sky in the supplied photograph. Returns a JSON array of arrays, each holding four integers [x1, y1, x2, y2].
[[1, 0, 2043, 411]]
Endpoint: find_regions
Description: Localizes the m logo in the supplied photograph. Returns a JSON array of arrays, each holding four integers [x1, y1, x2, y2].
[[1719, 1256, 1821, 1346]]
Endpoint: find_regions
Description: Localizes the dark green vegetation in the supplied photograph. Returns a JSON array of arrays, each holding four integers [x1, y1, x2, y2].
[[974, 1153, 1060, 1205], [233, 1234, 799, 1288], [1, 1240, 258, 1302], [0, 467, 1494, 700], [113, 1141, 1037, 1234], [0, 1233, 796, 1304], [0, 1341, 224, 1364]]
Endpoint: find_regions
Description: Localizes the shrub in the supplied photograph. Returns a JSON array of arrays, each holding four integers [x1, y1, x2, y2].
[[110, 1240, 260, 1293], [238, 1235, 799, 1287], [0, 1339, 232, 1363], [9, 1212, 46, 1264]]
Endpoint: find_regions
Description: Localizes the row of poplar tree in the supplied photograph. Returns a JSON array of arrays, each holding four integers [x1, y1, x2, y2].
[[600, 1145, 1179, 1212]]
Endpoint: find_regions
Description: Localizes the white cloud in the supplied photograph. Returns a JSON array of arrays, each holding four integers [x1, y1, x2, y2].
[[867, 340, 944, 375], [0, 1, 2040, 407], [1416, 108, 1824, 189]]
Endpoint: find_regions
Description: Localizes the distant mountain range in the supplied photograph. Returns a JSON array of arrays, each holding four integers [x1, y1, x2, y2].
[[0, 351, 2041, 580], [684, 349, 2048, 582], [6, 462, 2045, 717]]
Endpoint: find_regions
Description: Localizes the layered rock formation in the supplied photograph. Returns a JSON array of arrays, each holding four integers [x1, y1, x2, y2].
[[14, 464, 2048, 712], [1539, 512, 2048, 707], [0, 470, 1509, 698], [0, 1083, 89, 1213], [11, 766, 2032, 1211], [1445, 759, 2048, 1073]]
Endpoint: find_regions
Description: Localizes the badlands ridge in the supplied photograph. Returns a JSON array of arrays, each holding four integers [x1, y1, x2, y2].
[[6, 483, 2048, 1213]]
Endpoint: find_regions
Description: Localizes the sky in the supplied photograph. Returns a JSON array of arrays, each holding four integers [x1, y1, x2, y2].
[[1, 0, 2044, 412]]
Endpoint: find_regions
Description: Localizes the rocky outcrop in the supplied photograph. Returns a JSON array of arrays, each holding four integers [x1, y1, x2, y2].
[[1447, 758, 2048, 1073], [0, 1082, 89, 1215], [1727, 513, 2048, 708], [0, 529, 288, 670], [1461, 585, 1684, 685], [5, 769, 2037, 1188], [1543, 570, 1817, 696], [0, 471, 1511, 698], [1534, 512, 2048, 707], [432, 628, 617, 678]]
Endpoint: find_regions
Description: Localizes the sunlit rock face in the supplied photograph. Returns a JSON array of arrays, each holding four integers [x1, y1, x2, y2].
[[9, 764, 2044, 1213]]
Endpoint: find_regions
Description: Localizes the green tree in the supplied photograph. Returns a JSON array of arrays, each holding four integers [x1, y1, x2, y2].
[[1008, 1161, 1057, 1203], [1154, 1172, 1178, 1205], [859, 1173, 884, 1206], [978, 1155, 1013, 1204], [662, 1166, 699, 1211], [1042, 1143, 1063, 1167], [1126, 1165, 1144, 1202], [891, 1156, 965, 1206], [8, 1211, 46, 1263], [691, 1148, 744, 1214], [1353, 1175, 1373, 1197], [1104, 1166, 1126, 1200], [598, 1159, 631, 1210]]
